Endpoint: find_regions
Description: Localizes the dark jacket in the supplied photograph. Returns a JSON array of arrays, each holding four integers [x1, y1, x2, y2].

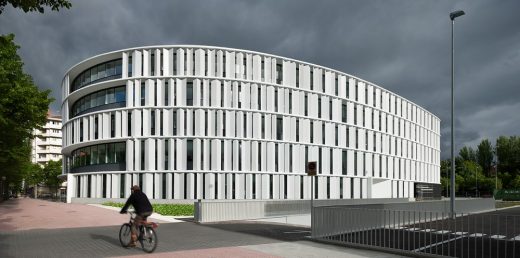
[[121, 191, 153, 214]]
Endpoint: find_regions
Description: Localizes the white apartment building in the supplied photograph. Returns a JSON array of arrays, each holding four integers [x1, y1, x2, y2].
[[32, 112, 63, 165], [61, 46, 440, 203]]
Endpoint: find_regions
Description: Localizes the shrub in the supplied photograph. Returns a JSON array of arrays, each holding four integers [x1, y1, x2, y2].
[[102, 202, 194, 216]]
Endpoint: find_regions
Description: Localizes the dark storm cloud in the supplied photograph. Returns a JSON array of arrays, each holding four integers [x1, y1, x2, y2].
[[1, 0, 519, 158]]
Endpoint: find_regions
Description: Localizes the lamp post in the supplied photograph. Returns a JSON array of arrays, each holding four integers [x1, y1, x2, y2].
[[450, 10, 465, 218], [475, 166, 478, 197]]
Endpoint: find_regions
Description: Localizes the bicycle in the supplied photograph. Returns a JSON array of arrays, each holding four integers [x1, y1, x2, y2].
[[119, 211, 158, 253]]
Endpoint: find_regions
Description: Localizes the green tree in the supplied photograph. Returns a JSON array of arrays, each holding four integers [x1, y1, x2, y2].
[[41, 160, 62, 196], [459, 146, 476, 162], [0, 0, 71, 14], [23, 163, 43, 187], [496, 136, 520, 178], [477, 139, 494, 177], [0, 34, 53, 191]]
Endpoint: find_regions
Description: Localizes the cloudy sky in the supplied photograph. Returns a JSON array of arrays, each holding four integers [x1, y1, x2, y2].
[[1, 0, 519, 159]]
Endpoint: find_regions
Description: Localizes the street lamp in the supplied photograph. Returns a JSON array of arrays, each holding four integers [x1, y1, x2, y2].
[[450, 10, 465, 218]]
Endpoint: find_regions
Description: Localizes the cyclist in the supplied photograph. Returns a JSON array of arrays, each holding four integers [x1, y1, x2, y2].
[[120, 185, 153, 247]]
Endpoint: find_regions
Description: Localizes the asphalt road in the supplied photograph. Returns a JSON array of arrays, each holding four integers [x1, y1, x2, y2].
[[327, 207, 520, 258]]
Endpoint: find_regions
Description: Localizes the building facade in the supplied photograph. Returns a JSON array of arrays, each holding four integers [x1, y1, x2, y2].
[[32, 112, 62, 165], [61, 46, 440, 203]]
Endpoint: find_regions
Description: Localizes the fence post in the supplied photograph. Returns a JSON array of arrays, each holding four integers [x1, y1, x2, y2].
[[194, 199, 201, 223]]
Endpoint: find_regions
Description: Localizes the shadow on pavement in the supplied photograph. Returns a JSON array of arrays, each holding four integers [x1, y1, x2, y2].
[[0, 199, 22, 231], [200, 221, 311, 242], [90, 233, 121, 247]]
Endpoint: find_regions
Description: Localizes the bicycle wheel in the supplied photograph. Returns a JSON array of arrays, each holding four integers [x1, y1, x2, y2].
[[139, 226, 158, 253], [119, 223, 132, 247]]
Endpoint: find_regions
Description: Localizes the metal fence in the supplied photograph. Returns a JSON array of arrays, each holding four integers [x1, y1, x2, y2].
[[312, 207, 520, 258]]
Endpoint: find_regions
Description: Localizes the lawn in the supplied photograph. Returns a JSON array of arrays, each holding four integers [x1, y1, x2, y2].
[[103, 202, 194, 216], [495, 201, 520, 209]]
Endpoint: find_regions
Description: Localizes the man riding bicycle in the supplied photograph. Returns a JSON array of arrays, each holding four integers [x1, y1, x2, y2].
[[120, 185, 153, 247]]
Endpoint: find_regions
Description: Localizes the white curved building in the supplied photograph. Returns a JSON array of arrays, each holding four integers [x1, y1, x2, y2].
[[61, 46, 440, 203]]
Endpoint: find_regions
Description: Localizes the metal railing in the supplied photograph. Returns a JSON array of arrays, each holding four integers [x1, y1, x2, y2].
[[312, 206, 520, 258]]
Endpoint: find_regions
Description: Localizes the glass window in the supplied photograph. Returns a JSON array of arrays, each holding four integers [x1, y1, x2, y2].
[[79, 98, 85, 113], [91, 66, 98, 82], [115, 59, 122, 75], [97, 91, 105, 106], [115, 142, 125, 163], [80, 148, 86, 167], [80, 73, 85, 86], [98, 144, 106, 164], [85, 147, 91, 165], [107, 143, 115, 163], [90, 93, 96, 109], [84, 95, 91, 110], [115, 87, 126, 102], [107, 88, 115, 104], [187, 139, 193, 170], [106, 62, 114, 77], [186, 80, 193, 106], [90, 145, 98, 165], [97, 63, 106, 80], [84, 70, 91, 84]]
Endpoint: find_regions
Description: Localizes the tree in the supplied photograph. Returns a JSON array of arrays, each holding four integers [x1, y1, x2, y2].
[[496, 136, 520, 178], [477, 139, 494, 177], [0, 0, 71, 14], [0, 34, 53, 190], [41, 160, 62, 196], [459, 146, 476, 162]]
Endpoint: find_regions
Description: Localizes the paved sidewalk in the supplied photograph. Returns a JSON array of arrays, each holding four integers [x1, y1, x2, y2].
[[0, 198, 167, 231], [0, 198, 403, 257]]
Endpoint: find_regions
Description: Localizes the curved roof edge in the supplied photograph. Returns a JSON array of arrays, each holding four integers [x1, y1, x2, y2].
[[63, 45, 440, 121]]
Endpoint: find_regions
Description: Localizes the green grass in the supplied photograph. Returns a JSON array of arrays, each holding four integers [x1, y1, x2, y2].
[[496, 201, 520, 209], [103, 202, 194, 216]]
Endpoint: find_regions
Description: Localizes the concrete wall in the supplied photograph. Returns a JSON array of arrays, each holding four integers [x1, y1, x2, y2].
[[195, 198, 411, 223]]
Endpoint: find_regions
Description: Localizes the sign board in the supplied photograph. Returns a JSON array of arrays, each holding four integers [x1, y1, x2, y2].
[[307, 161, 317, 176]]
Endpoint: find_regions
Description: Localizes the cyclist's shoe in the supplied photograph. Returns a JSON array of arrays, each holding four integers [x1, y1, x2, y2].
[[128, 241, 137, 247]]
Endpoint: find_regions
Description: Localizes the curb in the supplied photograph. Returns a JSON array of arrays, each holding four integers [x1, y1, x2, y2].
[[88, 204, 192, 223]]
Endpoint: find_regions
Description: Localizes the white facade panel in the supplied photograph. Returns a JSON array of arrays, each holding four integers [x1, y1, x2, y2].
[[62, 45, 440, 202]]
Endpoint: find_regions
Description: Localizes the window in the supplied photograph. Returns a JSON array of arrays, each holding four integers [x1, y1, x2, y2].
[[276, 116, 283, 140], [71, 59, 123, 93], [329, 100, 332, 120], [187, 140, 193, 170], [186, 80, 193, 106], [79, 120, 83, 142], [128, 55, 132, 77], [141, 83, 145, 106], [172, 110, 177, 135], [296, 119, 299, 142], [70, 86, 126, 117], [304, 94, 308, 116], [273, 143, 280, 173], [310, 121, 314, 143], [335, 125, 338, 146], [342, 103, 347, 123], [107, 143, 115, 163], [276, 63, 282, 84], [110, 113, 115, 138], [342, 150, 347, 175], [127, 112, 132, 137], [318, 98, 321, 118], [98, 144, 106, 164], [151, 110, 155, 136]]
